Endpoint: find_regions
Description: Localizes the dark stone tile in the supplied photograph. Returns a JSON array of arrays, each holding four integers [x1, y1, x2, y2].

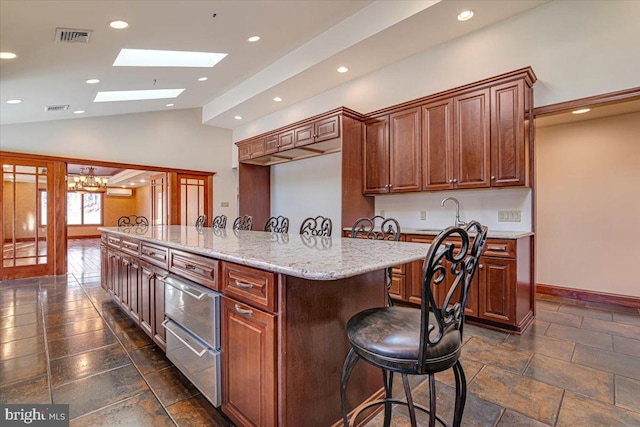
[[584, 300, 640, 315], [70, 391, 174, 427], [167, 394, 232, 427], [48, 328, 117, 359], [394, 379, 503, 427], [613, 312, 640, 327], [0, 311, 42, 329], [582, 316, 640, 340], [536, 294, 586, 306], [0, 304, 37, 318], [557, 391, 640, 427], [468, 365, 563, 425], [129, 345, 171, 375], [0, 335, 45, 361], [366, 410, 415, 427], [613, 336, 640, 358], [496, 410, 551, 427], [0, 375, 51, 404], [103, 313, 139, 334], [115, 326, 155, 351], [536, 300, 560, 311], [529, 319, 551, 336], [502, 329, 575, 362], [615, 376, 640, 413], [46, 317, 107, 341], [45, 306, 100, 326], [0, 352, 47, 386], [536, 309, 582, 328], [52, 364, 149, 419], [463, 324, 509, 345], [546, 323, 613, 350], [572, 344, 640, 381], [0, 321, 44, 343], [462, 337, 532, 374], [42, 299, 95, 314], [435, 359, 484, 388], [40, 292, 88, 305], [524, 353, 614, 404], [50, 344, 130, 387], [558, 304, 613, 321], [145, 366, 201, 407]]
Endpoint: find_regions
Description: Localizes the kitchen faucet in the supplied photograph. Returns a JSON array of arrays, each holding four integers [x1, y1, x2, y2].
[[441, 197, 466, 227]]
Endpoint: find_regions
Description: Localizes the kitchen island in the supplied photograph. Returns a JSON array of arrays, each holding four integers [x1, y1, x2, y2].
[[99, 225, 430, 427]]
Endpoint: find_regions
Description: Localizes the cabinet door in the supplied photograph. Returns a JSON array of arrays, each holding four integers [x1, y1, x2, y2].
[[314, 115, 340, 142], [120, 258, 130, 309], [264, 135, 279, 155], [453, 89, 490, 189], [249, 139, 265, 158], [154, 277, 166, 351], [100, 245, 108, 291], [111, 251, 122, 303], [139, 264, 154, 339], [278, 130, 295, 151], [238, 142, 252, 161], [491, 80, 526, 187], [222, 297, 276, 427], [389, 273, 406, 301], [126, 258, 142, 323], [363, 117, 390, 194], [422, 99, 454, 190], [389, 108, 422, 192], [294, 123, 314, 147], [478, 256, 516, 325]]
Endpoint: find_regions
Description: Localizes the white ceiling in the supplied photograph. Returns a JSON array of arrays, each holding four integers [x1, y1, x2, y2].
[[0, 0, 548, 128]]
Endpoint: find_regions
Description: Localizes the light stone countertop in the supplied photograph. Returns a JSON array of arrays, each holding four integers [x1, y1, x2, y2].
[[99, 226, 431, 281], [343, 227, 534, 239]]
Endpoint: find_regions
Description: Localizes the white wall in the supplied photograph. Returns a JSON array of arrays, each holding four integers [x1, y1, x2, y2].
[[270, 153, 341, 236], [233, 0, 640, 141], [536, 112, 640, 298], [0, 108, 237, 219]]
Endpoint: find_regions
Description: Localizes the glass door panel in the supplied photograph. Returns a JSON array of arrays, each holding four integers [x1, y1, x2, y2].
[[178, 175, 208, 226]]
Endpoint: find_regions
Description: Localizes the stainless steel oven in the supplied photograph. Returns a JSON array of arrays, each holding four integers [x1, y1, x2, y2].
[[160, 274, 221, 407]]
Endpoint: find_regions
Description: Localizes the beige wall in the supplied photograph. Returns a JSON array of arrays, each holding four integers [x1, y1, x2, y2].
[[135, 184, 151, 221], [67, 191, 138, 237], [536, 112, 640, 297]]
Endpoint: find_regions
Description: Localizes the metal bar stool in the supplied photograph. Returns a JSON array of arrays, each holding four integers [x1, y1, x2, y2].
[[195, 215, 207, 227], [233, 215, 253, 231], [117, 215, 149, 227], [211, 215, 227, 229], [299, 216, 332, 236], [264, 215, 289, 233], [340, 221, 488, 427]]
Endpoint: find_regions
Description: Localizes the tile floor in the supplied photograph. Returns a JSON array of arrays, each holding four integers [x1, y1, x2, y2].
[[1, 239, 639, 426]]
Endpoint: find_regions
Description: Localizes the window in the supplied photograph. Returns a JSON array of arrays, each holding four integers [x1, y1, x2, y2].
[[67, 192, 103, 225]]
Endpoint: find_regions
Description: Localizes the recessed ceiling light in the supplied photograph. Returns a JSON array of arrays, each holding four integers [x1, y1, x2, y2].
[[572, 108, 591, 115], [6, 99, 22, 104], [85, 78, 100, 84], [113, 49, 227, 68], [337, 66, 349, 73], [165, 103, 175, 107], [247, 36, 260, 43], [273, 97, 282, 102], [457, 10, 474, 21], [0, 52, 18, 59], [94, 89, 185, 103], [108, 20, 129, 29], [234, 116, 242, 120], [197, 77, 208, 81], [73, 110, 85, 114]]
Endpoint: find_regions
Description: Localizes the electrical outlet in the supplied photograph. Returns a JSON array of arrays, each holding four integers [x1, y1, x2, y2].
[[498, 210, 521, 222], [220, 201, 229, 207], [420, 210, 427, 221], [379, 209, 385, 217]]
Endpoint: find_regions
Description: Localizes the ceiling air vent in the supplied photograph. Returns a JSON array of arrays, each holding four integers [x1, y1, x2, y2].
[[44, 105, 70, 112], [55, 28, 92, 43]]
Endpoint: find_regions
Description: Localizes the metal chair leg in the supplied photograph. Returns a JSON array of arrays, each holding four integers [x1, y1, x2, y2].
[[382, 369, 394, 427], [402, 373, 417, 427], [428, 374, 437, 427], [452, 361, 467, 427], [340, 347, 360, 427]]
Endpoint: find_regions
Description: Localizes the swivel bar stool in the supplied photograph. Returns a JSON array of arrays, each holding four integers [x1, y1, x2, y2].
[[211, 215, 227, 229], [299, 216, 332, 236], [264, 216, 289, 233], [233, 215, 253, 231]]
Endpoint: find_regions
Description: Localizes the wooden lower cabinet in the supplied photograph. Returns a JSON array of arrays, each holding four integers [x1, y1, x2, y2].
[[478, 256, 516, 324], [123, 256, 142, 323], [221, 296, 276, 427], [138, 261, 166, 350], [100, 244, 108, 291]]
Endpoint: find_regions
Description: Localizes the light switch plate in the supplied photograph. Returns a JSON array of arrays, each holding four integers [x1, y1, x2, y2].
[[220, 201, 229, 207], [420, 210, 427, 221], [379, 209, 385, 217], [498, 210, 521, 222]]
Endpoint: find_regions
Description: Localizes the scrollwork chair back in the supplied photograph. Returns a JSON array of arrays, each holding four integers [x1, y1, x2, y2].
[[299, 216, 332, 237]]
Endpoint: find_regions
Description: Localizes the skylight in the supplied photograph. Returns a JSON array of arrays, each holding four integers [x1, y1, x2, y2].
[[113, 49, 227, 67], [93, 89, 185, 103]]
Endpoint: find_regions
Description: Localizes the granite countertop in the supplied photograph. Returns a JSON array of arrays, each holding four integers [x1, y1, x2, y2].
[[344, 226, 534, 239], [99, 226, 431, 281]]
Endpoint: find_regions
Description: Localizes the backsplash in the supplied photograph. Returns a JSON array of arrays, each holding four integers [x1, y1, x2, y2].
[[374, 187, 532, 232]]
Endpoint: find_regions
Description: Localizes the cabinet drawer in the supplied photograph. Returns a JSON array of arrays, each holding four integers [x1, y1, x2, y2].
[[140, 242, 168, 268], [221, 262, 276, 312], [107, 234, 121, 248], [483, 239, 516, 258], [120, 238, 140, 256], [391, 263, 406, 275], [169, 249, 218, 291]]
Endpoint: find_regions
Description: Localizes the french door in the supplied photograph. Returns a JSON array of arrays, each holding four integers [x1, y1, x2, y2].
[[150, 173, 168, 226], [178, 174, 209, 226], [1, 157, 55, 280]]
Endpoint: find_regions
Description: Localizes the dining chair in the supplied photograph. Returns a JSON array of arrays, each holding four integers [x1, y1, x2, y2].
[[211, 215, 227, 229], [340, 221, 488, 427], [195, 215, 207, 228], [264, 215, 289, 233], [299, 216, 332, 237], [233, 215, 253, 231], [117, 215, 149, 227]]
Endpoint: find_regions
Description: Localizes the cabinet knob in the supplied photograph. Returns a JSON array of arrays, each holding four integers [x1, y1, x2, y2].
[[453, 179, 458, 183], [448, 179, 453, 183], [491, 176, 495, 180], [389, 184, 393, 188], [479, 264, 484, 269]]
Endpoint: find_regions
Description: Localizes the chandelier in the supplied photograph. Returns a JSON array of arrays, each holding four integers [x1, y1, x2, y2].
[[68, 167, 108, 193]]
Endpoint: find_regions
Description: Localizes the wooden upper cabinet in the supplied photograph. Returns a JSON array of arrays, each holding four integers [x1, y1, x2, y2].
[[264, 135, 279, 155], [491, 80, 526, 186], [249, 139, 265, 158], [453, 88, 491, 189], [294, 123, 314, 147], [422, 99, 454, 191], [278, 130, 295, 151], [315, 115, 340, 142], [238, 139, 265, 161], [389, 108, 422, 192], [238, 141, 252, 161], [363, 116, 390, 194]]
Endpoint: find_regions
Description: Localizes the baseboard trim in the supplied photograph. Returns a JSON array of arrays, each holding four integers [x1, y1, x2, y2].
[[67, 235, 101, 240], [537, 283, 640, 308]]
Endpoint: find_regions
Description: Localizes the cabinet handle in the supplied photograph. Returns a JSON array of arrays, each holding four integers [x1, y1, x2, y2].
[[184, 263, 196, 271], [147, 251, 156, 256], [235, 304, 253, 316], [146, 272, 155, 280], [487, 245, 508, 252], [234, 279, 254, 289]]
